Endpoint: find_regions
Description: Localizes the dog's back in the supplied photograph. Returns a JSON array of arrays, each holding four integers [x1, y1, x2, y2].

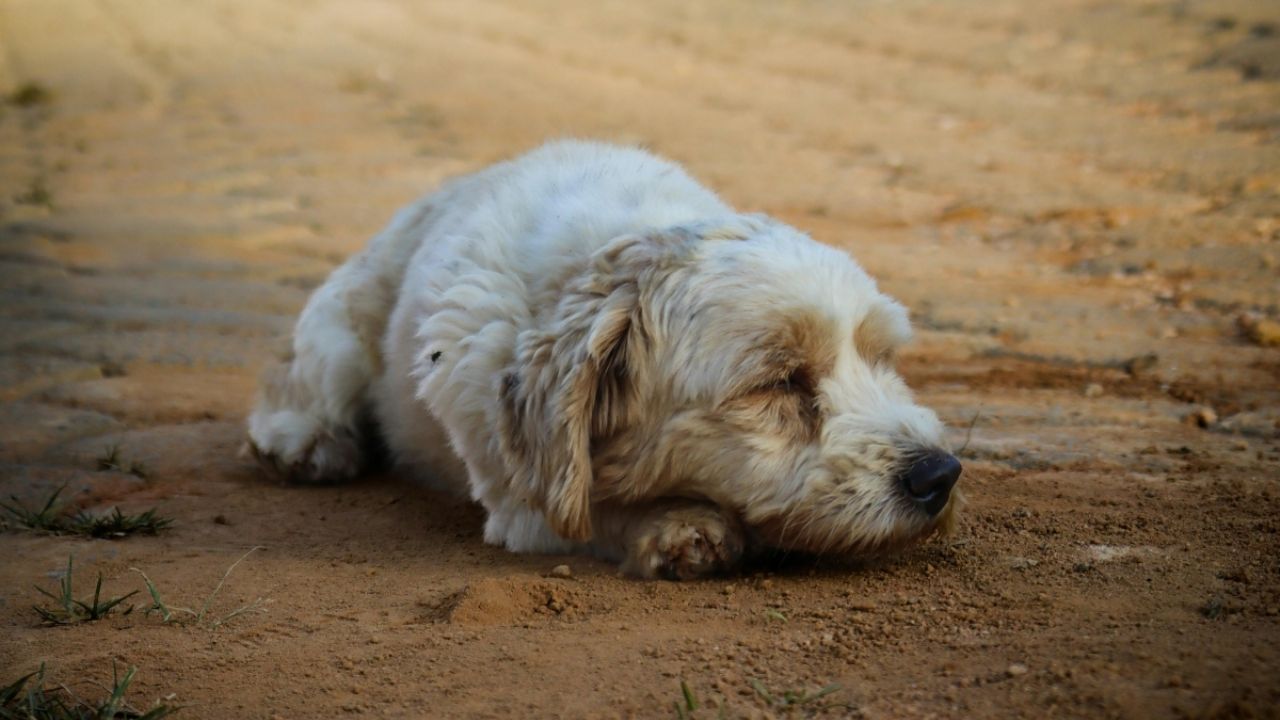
[[398, 141, 730, 305], [372, 141, 732, 506], [246, 141, 728, 486]]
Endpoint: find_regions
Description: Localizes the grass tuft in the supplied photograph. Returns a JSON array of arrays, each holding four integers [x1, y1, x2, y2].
[[134, 570, 174, 624], [33, 556, 137, 625], [5, 81, 53, 107], [1, 485, 172, 540], [68, 507, 171, 539], [133, 546, 266, 628], [749, 679, 847, 713], [1201, 596, 1225, 620], [96, 445, 149, 479], [13, 177, 53, 208], [681, 680, 697, 709], [0, 662, 178, 719], [0, 669, 39, 708], [0, 486, 66, 533], [674, 680, 726, 720]]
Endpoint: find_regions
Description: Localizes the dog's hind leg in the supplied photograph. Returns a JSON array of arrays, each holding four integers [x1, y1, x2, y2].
[[247, 199, 437, 483]]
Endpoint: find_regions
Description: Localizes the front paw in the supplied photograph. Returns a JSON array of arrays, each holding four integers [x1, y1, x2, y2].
[[625, 505, 745, 580], [245, 419, 363, 485]]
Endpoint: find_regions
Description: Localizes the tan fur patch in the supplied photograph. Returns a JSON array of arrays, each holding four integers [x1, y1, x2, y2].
[[718, 311, 836, 442], [854, 303, 907, 366]]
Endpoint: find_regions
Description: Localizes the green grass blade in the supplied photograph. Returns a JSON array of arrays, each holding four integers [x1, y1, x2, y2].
[[131, 569, 174, 623], [101, 663, 137, 718], [90, 572, 104, 615], [210, 597, 264, 629], [196, 546, 262, 623], [95, 590, 139, 619], [32, 605, 61, 624], [0, 669, 35, 704], [680, 680, 697, 711], [807, 683, 841, 702], [1, 486, 68, 533], [749, 679, 773, 705], [61, 556, 77, 617], [39, 486, 64, 517]]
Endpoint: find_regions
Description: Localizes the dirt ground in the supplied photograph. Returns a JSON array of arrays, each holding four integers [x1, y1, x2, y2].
[[1, 0, 1278, 717]]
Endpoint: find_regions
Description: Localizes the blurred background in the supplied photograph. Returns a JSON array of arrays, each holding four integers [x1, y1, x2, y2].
[[3, 0, 1278, 378], [1, 1, 1278, 717]]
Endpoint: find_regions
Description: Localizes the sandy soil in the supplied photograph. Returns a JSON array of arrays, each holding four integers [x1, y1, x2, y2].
[[2, 1, 1278, 717]]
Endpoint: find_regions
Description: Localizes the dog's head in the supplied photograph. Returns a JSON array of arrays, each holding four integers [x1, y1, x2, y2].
[[498, 214, 960, 555]]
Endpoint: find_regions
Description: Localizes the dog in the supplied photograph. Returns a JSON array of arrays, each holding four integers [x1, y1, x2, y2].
[[247, 140, 961, 579]]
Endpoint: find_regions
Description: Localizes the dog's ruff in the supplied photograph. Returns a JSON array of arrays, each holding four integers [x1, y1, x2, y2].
[[247, 140, 960, 578]]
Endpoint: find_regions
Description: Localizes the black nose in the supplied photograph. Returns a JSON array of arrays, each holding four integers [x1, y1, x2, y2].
[[900, 452, 962, 516]]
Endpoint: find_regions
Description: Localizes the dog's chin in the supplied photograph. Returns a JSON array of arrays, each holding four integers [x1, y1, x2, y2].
[[746, 492, 961, 558], [932, 489, 963, 539]]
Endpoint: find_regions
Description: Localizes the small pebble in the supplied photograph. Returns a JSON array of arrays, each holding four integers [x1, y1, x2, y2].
[[549, 564, 572, 579], [1084, 383, 1104, 398], [1183, 407, 1217, 428], [1123, 353, 1158, 376], [1244, 318, 1280, 348], [1007, 663, 1029, 677]]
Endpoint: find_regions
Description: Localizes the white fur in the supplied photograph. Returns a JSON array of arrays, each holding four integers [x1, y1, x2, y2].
[[247, 141, 958, 578]]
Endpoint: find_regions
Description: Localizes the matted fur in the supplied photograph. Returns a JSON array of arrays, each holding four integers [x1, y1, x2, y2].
[[246, 141, 960, 578]]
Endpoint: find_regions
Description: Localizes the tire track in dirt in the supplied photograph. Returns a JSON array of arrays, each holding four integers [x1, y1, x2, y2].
[[75, 3, 413, 273], [776, 0, 1278, 130], [393, 1, 1043, 220], [457, 0, 1275, 333], [289, 0, 892, 217], [417, 0, 1209, 220], [320, 2, 1269, 376], [508, 0, 1272, 201], [87, 0, 174, 120]]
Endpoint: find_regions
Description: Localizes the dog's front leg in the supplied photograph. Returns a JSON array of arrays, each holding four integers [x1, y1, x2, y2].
[[590, 500, 746, 580]]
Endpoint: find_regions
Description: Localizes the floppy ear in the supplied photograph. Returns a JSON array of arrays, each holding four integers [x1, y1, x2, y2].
[[496, 232, 684, 541], [855, 296, 913, 364]]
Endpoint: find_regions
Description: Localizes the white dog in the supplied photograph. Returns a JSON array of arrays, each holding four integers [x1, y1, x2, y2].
[[247, 141, 961, 579]]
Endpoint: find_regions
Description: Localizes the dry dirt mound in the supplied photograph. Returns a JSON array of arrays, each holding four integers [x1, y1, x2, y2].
[[423, 578, 586, 626]]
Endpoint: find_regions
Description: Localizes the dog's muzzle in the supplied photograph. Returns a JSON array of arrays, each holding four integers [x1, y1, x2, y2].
[[899, 451, 962, 516]]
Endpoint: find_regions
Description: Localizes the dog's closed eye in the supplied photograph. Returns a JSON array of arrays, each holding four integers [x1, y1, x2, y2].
[[732, 364, 822, 438]]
